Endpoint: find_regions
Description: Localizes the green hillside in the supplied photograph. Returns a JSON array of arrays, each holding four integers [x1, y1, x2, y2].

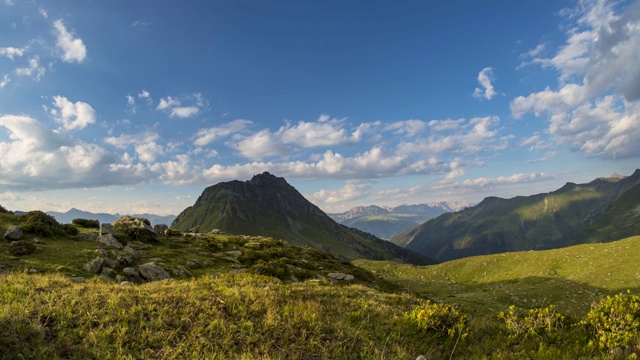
[[172, 172, 434, 265], [393, 170, 640, 262], [358, 235, 640, 316], [2, 209, 640, 358]]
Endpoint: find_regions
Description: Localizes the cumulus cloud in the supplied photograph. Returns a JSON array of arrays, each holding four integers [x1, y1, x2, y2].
[[104, 132, 164, 163], [50, 96, 96, 130], [510, 0, 640, 159], [194, 119, 252, 146], [53, 19, 87, 63], [157, 93, 206, 118], [15, 56, 45, 81], [383, 119, 428, 136], [0, 46, 25, 59], [306, 181, 371, 204], [0, 115, 122, 189], [433, 172, 554, 193], [473, 67, 497, 100]]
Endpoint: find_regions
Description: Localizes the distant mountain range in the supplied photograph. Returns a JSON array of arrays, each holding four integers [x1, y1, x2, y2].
[[328, 202, 470, 239], [171, 172, 435, 265], [44, 208, 176, 227], [392, 170, 640, 262]]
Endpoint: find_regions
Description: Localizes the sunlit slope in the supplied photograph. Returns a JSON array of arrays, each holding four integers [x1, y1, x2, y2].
[[357, 235, 640, 316], [392, 170, 640, 262]]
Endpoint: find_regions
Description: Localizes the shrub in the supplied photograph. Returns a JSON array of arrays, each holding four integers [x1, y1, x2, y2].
[[584, 291, 640, 351], [0, 204, 12, 214], [18, 211, 65, 237], [62, 223, 79, 235], [499, 305, 572, 342], [71, 218, 99, 228], [405, 300, 468, 340]]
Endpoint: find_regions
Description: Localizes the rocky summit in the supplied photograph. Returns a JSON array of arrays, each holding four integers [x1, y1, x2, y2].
[[172, 172, 434, 265]]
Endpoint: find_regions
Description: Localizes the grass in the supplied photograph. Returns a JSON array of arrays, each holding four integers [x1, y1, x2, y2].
[[2, 210, 640, 358]]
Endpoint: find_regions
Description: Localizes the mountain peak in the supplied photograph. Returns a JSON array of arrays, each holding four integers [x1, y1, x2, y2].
[[249, 171, 289, 187]]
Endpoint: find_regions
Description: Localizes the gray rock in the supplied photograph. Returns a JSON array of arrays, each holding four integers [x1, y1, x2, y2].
[[100, 223, 116, 236], [101, 267, 117, 278], [98, 274, 115, 283], [95, 248, 108, 256], [229, 269, 248, 275], [69, 276, 86, 283], [225, 250, 242, 257], [97, 234, 123, 249], [28, 268, 38, 274], [327, 272, 355, 281], [113, 216, 158, 243], [138, 262, 171, 282], [186, 259, 200, 268], [123, 267, 144, 283], [84, 257, 105, 273], [4, 225, 23, 241], [8, 240, 37, 256], [120, 281, 135, 286], [210, 229, 221, 234], [103, 258, 118, 269], [416, 356, 431, 360], [153, 224, 168, 235], [115, 275, 126, 283]]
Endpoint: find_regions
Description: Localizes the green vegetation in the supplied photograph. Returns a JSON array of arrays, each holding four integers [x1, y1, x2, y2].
[[72, 218, 100, 228], [393, 170, 640, 262], [2, 207, 640, 358], [342, 214, 430, 239]]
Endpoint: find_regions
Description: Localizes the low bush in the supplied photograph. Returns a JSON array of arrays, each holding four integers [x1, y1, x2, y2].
[[71, 218, 99, 228], [18, 211, 66, 237], [62, 223, 79, 235], [405, 300, 468, 340], [584, 291, 640, 351], [0, 204, 12, 214], [499, 305, 572, 342]]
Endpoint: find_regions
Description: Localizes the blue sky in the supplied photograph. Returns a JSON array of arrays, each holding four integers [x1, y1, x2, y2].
[[1, 0, 639, 215]]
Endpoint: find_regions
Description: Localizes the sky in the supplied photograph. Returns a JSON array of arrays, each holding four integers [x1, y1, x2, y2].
[[1, 0, 639, 216]]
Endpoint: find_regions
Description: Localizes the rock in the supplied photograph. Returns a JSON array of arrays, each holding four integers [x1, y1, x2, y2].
[[229, 269, 248, 274], [28, 268, 38, 274], [115, 275, 126, 283], [416, 356, 431, 360], [123, 267, 144, 283], [186, 259, 200, 268], [84, 257, 105, 273], [69, 276, 86, 283], [225, 250, 242, 257], [291, 275, 299, 282], [113, 216, 158, 243], [138, 263, 171, 282], [101, 267, 118, 278], [100, 223, 116, 236], [120, 281, 135, 286], [118, 252, 134, 266], [148, 257, 166, 263], [327, 272, 355, 281], [103, 258, 118, 269], [97, 234, 123, 249], [99, 274, 115, 283], [170, 266, 192, 278], [210, 229, 221, 234], [8, 240, 37, 256], [95, 248, 108, 256], [153, 224, 168, 235], [4, 225, 23, 241]]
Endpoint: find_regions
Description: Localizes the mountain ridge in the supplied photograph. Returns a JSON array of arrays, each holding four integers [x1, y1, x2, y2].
[[392, 170, 640, 262], [172, 172, 435, 265]]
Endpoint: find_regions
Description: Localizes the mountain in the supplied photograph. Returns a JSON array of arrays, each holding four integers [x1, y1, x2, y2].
[[328, 201, 469, 239], [171, 172, 435, 265], [392, 170, 640, 262], [47, 208, 176, 227]]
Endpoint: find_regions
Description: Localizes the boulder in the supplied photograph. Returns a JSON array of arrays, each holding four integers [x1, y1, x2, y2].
[[84, 257, 105, 273], [100, 223, 116, 235], [97, 234, 123, 249], [113, 216, 158, 243], [3, 225, 23, 241], [327, 272, 355, 281], [138, 262, 171, 282], [8, 240, 36, 256], [123, 267, 144, 283], [153, 224, 168, 235], [79, 233, 97, 242]]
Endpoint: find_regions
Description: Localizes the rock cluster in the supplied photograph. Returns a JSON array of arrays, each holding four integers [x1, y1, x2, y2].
[[3, 225, 23, 241]]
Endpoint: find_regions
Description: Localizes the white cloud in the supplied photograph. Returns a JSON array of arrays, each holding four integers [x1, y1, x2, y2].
[[194, 119, 252, 146], [307, 181, 371, 204], [473, 67, 497, 100], [51, 96, 96, 130], [433, 172, 554, 192], [126, 95, 135, 106], [0, 46, 25, 59], [53, 19, 87, 63], [0, 115, 120, 189], [138, 89, 150, 99], [383, 119, 428, 136], [157, 93, 206, 118], [39, 6, 48, 19], [0, 75, 9, 88], [15, 56, 45, 81], [104, 132, 164, 162], [510, 0, 640, 159], [230, 130, 288, 160], [427, 118, 465, 131]]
